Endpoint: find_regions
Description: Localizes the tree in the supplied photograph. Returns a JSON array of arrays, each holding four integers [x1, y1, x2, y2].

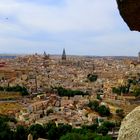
[[116, 109, 125, 118], [83, 132, 99, 140], [55, 87, 88, 97], [88, 100, 99, 112], [60, 133, 83, 140], [15, 125, 27, 140], [0, 85, 29, 96], [102, 121, 115, 131], [94, 135, 112, 140], [87, 74, 98, 82], [44, 121, 56, 132], [97, 125, 108, 136], [82, 124, 98, 132], [112, 87, 121, 95], [0, 119, 13, 140], [98, 105, 111, 117], [28, 124, 46, 139], [0, 86, 4, 91], [132, 87, 140, 97], [47, 126, 58, 140], [57, 124, 72, 139], [44, 122, 59, 140], [112, 86, 129, 95]]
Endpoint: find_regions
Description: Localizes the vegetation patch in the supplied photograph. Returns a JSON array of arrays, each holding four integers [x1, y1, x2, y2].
[[53, 87, 89, 97], [0, 85, 29, 96]]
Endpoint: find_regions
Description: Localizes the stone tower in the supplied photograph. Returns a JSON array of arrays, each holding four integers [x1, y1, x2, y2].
[[44, 51, 47, 58], [43, 51, 50, 68], [43, 51, 49, 60], [62, 48, 66, 60]]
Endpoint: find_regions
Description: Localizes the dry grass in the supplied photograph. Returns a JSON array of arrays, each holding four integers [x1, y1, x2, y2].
[[0, 92, 21, 99], [0, 102, 23, 115]]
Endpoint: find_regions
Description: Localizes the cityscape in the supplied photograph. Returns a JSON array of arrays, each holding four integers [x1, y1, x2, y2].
[[0, 49, 140, 140], [0, 0, 140, 140]]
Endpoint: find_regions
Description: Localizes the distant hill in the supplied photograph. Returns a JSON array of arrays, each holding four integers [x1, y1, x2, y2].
[[0, 54, 18, 59]]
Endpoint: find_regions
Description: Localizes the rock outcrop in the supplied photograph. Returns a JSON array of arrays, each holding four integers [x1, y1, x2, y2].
[[117, 0, 140, 31], [117, 106, 140, 140]]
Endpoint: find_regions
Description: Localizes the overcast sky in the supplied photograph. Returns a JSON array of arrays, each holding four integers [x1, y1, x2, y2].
[[0, 0, 139, 56]]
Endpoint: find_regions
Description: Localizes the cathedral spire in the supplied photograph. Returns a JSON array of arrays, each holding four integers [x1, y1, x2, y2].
[[62, 48, 66, 60]]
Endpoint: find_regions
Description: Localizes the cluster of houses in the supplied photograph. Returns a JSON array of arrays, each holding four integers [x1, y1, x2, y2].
[[0, 53, 140, 126]]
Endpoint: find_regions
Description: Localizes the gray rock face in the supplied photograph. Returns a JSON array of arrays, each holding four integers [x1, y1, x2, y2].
[[117, 106, 140, 140]]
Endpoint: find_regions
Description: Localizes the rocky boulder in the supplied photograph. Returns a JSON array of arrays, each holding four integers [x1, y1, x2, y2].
[[117, 106, 140, 140], [117, 0, 140, 31]]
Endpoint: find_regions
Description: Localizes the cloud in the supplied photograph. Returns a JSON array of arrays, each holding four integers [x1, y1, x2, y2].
[[0, 0, 139, 56], [15, 0, 119, 32], [0, 0, 121, 32]]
